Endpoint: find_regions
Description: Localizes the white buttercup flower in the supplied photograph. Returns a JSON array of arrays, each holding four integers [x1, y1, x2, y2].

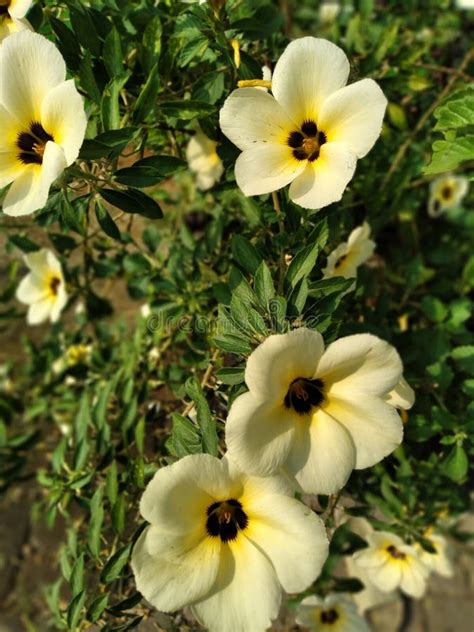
[[131, 454, 328, 632], [319, 1, 341, 23], [416, 532, 453, 578], [0, 31, 87, 216], [353, 531, 430, 598], [225, 328, 414, 495], [16, 248, 68, 325], [322, 222, 375, 284], [428, 174, 469, 218], [456, 0, 474, 8], [0, 0, 32, 42], [296, 594, 370, 632], [220, 37, 387, 210], [186, 130, 224, 191]]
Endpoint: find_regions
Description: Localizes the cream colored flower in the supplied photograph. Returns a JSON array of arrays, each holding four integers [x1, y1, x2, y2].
[[52, 343, 92, 374], [428, 174, 469, 217], [0, 0, 32, 42], [319, 1, 340, 23], [131, 454, 328, 632], [225, 328, 414, 495], [220, 37, 387, 210], [186, 130, 223, 191], [0, 31, 87, 216], [457, 0, 474, 8], [415, 532, 453, 578], [322, 222, 375, 284], [16, 248, 67, 325], [353, 531, 429, 598], [296, 594, 370, 632]]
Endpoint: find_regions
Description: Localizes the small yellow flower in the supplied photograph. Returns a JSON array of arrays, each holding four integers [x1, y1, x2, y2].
[[322, 222, 375, 286], [428, 174, 469, 218], [353, 531, 430, 598], [296, 594, 370, 632], [0, 0, 32, 43], [131, 454, 329, 632], [186, 131, 224, 191], [16, 248, 67, 325], [0, 31, 87, 216]]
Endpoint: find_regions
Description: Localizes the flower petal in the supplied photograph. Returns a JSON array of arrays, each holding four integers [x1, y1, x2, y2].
[[139, 454, 240, 535], [399, 560, 428, 598], [318, 334, 403, 397], [234, 144, 306, 196], [26, 297, 54, 325], [41, 80, 87, 165], [367, 560, 403, 593], [325, 396, 403, 469], [219, 87, 295, 151], [245, 328, 325, 400], [9, 0, 33, 19], [192, 537, 282, 632], [225, 392, 295, 477], [244, 484, 328, 592], [49, 286, 68, 322], [16, 273, 48, 304], [318, 79, 387, 158], [286, 409, 356, 494], [0, 31, 66, 124], [2, 141, 66, 216], [271, 37, 350, 124], [131, 526, 221, 612], [288, 143, 357, 210], [385, 376, 415, 409]]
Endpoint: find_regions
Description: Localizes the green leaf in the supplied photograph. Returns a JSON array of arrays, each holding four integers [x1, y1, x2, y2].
[[170, 412, 202, 457], [100, 188, 163, 219], [79, 51, 102, 104], [106, 461, 118, 507], [101, 73, 130, 132], [69, 5, 101, 57], [112, 496, 126, 535], [160, 100, 216, 120], [100, 544, 132, 584], [442, 445, 468, 482], [254, 261, 275, 308], [88, 488, 104, 558], [452, 345, 474, 375], [70, 554, 85, 598], [87, 593, 109, 623], [185, 377, 218, 456], [141, 15, 162, 75], [420, 296, 448, 322], [61, 194, 85, 235], [434, 86, 474, 131], [231, 235, 263, 275], [67, 591, 86, 630], [103, 28, 123, 79], [215, 367, 245, 385], [49, 16, 80, 70], [133, 63, 160, 123], [285, 243, 319, 290], [8, 234, 39, 253], [424, 135, 474, 175], [95, 199, 121, 241]]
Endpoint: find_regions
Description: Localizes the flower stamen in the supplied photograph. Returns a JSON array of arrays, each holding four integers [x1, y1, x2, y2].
[[386, 544, 406, 560], [206, 499, 248, 542], [320, 609, 339, 624], [284, 377, 325, 415], [287, 119, 327, 163], [49, 276, 61, 296], [16, 121, 55, 165]]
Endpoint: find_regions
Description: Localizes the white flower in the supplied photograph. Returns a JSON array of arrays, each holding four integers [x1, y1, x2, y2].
[[416, 532, 453, 578], [353, 531, 430, 598], [319, 1, 340, 23], [296, 594, 370, 632], [322, 222, 375, 284], [220, 37, 387, 210], [16, 248, 67, 325], [428, 174, 469, 217], [186, 130, 224, 191], [0, 0, 32, 43], [456, 0, 474, 8], [131, 454, 329, 632], [225, 328, 414, 495], [0, 31, 87, 216], [140, 303, 151, 318]]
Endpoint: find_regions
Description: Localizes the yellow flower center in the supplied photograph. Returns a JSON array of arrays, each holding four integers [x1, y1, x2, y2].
[[335, 253, 348, 270], [16, 122, 55, 166], [386, 544, 406, 560], [320, 608, 339, 624], [206, 499, 248, 542], [287, 119, 327, 162], [284, 377, 325, 415]]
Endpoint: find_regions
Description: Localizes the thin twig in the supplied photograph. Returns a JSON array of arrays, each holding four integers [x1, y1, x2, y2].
[[381, 47, 474, 190], [182, 349, 220, 418]]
